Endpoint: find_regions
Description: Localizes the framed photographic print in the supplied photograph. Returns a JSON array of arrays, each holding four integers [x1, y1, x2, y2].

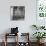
[[36, 0, 46, 26], [37, 0, 46, 18], [10, 6, 25, 20]]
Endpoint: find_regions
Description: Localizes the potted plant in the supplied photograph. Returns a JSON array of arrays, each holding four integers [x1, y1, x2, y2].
[[33, 32, 46, 43]]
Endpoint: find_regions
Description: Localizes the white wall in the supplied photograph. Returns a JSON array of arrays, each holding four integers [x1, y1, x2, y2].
[[0, 0, 37, 42]]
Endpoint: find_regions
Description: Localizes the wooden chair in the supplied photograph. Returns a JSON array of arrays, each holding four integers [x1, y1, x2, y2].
[[18, 33, 30, 46], [4, 33, 18, 46]]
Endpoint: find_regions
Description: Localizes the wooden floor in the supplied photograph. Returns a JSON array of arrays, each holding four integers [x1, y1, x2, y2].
[[0, 42, 46, 46]]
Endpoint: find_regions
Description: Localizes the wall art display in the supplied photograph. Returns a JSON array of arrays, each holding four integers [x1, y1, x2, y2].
[[36, 0, 46, 26], [37, 0, 46, 18], [10, 6, 25, 20]]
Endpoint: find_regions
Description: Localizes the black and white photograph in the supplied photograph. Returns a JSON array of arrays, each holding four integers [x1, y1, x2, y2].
[[10, 6, 25, 20]]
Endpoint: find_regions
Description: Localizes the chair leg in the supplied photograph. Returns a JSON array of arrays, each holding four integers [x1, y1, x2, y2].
[[4, 40, 7, 46], [16, 33, 18, 46], [4, 33, 7, 46]]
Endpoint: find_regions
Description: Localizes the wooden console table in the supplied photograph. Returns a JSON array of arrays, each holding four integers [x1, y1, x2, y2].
[[4, 33, 30, 46]]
